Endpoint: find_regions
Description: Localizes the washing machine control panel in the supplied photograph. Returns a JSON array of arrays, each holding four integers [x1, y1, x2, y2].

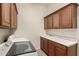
[[0, 40, 13, 56]]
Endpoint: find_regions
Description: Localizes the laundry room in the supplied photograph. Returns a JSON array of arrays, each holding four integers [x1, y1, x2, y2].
[[0, 2, 79, 56]]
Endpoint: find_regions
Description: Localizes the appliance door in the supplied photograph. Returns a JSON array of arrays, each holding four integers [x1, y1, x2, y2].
[[6, 41, 36, 56]]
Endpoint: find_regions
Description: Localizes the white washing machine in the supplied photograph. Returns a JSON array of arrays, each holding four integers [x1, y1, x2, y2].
[[0, 35, 38, 56]]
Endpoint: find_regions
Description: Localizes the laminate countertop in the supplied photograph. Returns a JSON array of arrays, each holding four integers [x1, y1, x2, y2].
[[40, 34, 78, 47]]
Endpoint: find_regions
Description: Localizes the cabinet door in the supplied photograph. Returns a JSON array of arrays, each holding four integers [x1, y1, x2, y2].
[[52, 12, 60, 28], [43, 38, 48, 54], [71, 4, 77, 28], [48, 46, 54, 56], [47, 15, 53, 29], [55, 47, 66, 56], [2, 3, 10, 27], [40, 37, 44, 50], [48, 40, 55, 56], [40, 37, 48, 55], [11, 4, 17, 28], [44, 18, 48, 29], [61, 5, 72, 28]]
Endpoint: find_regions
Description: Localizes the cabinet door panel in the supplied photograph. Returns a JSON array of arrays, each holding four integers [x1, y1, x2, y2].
[[43, 38, 48, 54], [44, 18, 48, 29], [40, 37, 44, 50], [47, 16, 53, 29], [13, 4, 17, 28], [53, 12, 60, 28], [40, 37, 48, 55], [2, 3, 10, 27], [48, 40, 55, 56], [11, 4, 17, 28], [55, 47, 66, 56], [71, 4, 77, 28], [61, 5, 72, 28], [48, 46, 54, 56]]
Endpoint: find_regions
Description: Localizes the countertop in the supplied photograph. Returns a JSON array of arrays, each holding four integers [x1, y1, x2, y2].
[[40, 34, 78, 47]]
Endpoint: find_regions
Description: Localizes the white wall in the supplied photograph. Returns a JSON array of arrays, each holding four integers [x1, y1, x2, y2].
[[46, 3, 69, 15], [14, 4, 47, 49], [45, 3, 79, 55], [13, 3, 79, 55]]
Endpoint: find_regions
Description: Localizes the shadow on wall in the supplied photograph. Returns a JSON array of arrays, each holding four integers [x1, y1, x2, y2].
[[3, 29, 16, 42]]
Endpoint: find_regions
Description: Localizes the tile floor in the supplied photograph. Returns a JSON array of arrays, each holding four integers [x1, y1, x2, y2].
[[37, 49, 47, 56]]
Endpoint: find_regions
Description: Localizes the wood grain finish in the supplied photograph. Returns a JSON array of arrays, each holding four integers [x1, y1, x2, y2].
[[45, 3, 78, 18], [67, 44, 77, 56], [40, 37, 44, 50], [47, 16, 53, 29], [44, 18, 48, 29], [40, 37, 77, 56], [11, 4, 17, 28], [48, 40, 55, 56], [0, 3, 17, 29], [72, 4, 77, 28], [48, 45, 55, 56], [44, 3, 78, 29], [40, 37, 48, 55], [2, 3, 10, 27], [55, 47, 66, 56], [52, 12, 60, 28], [60, 5, 72, 28]]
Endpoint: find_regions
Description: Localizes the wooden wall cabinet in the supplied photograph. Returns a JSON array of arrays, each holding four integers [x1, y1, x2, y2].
[[52, 12, 60, 28], [11, 4, 17, 29], [44, 3, 78, 29], [44, 17, 48, 29], [0, 3, 11, 28], [0, 3, 17, 29], [60, 5, 72, 28], [60, 4, 77, 28], [40, 37, 77, 56], [47, 16, 53, 29]]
